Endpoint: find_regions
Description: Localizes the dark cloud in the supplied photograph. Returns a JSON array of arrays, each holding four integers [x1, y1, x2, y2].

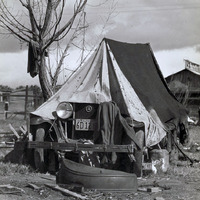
[[0, 34, 26, 52], [1, 0, 200, 53]]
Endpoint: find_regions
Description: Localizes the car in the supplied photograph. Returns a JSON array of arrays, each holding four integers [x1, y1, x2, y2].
[[29, 101, 145, 176]]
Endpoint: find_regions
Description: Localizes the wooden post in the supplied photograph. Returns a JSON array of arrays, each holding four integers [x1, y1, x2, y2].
[[4, 100, 9, 120], [167, 132, 172, 153], [24, 85, 28, 120]]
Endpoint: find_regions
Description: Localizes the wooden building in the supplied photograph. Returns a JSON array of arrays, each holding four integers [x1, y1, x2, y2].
[[166, 60, 200, 119]]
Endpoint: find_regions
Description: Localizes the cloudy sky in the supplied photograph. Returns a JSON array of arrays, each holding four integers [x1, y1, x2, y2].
[[0, 0, 200, 88]]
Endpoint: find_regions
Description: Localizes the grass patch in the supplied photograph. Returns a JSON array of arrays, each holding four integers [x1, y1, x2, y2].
[[0, 162, 33, 176]]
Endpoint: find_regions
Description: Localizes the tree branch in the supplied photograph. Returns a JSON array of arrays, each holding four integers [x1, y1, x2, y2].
[[51, 7, 86, 87], [43, 0, 87, 50], [26, 0, 40, 39], [0, 15, 32, 41], [41, 0, 62, 38], [47, 0, 65, 39], [0, 1, 33, 41], [18, 0, 27, 7], [1, 0, 31, 33], [0, 19, 29, 42]]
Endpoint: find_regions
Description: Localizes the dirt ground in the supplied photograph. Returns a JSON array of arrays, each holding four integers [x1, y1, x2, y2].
[[0, 118, 200, 200], [0, 163, 200, 200]]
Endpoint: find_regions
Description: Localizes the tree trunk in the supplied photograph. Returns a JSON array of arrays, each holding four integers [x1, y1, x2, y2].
[[38, 52, 53, 101]]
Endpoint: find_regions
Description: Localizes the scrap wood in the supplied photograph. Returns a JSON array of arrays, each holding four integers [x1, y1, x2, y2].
[[5, 141, 15, 146], [138, 187, 162, 193], [39, 174, 56, 181], [21, 125, 27, 132], [0, 142, 14, 148], [0, 184, 25, 194], [8, 124, 20, 139], [147, 187, 162, 192], [19, 126, 27, 135], [45, 183, 88, 200], [138, 187, 148, 192], [27, 183, 41, 191], [0, 189, 22, 195], [27, 183, 47, 196], [58, 183, 84, 193]]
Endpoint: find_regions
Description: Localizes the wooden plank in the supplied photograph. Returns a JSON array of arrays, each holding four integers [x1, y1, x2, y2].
[[20, 126, 27, 135], [45, 184, 87, 200], [0, 143, 14, 148], [27, 183, 41, 191], [0, 94, 42, 98], [0, 184, 25, 194], [8, 124, 20, 139], [24, 85, 28, 120], [187, 97, 200, 100], [27, 141, 135, 153], [2, 111, 25, 115]]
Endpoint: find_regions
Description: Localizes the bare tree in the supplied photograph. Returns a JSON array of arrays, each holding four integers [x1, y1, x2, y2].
[[0, 0, 87, 100]]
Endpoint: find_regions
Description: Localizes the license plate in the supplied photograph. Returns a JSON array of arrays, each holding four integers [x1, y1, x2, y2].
[[75, 119, 96, 131]]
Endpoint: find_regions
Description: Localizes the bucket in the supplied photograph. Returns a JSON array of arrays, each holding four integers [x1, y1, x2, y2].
[[150, 149, 169, 173]]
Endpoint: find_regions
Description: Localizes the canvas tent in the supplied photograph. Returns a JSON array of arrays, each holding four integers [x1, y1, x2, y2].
[[32, 38, 187, 147]]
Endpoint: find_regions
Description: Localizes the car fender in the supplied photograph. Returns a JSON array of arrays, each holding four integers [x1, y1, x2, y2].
[[30, 116, 52, 126], [30, 116, 63, 141]]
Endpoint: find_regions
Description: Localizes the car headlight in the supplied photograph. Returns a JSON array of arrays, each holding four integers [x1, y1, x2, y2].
[[56, 102, 73, 119]]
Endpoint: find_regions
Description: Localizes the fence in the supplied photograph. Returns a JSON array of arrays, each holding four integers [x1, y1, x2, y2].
[[0, 86, 43, 120]]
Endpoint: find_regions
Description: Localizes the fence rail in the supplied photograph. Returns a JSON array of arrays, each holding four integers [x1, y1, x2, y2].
[[0, 86, 43, 120]]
